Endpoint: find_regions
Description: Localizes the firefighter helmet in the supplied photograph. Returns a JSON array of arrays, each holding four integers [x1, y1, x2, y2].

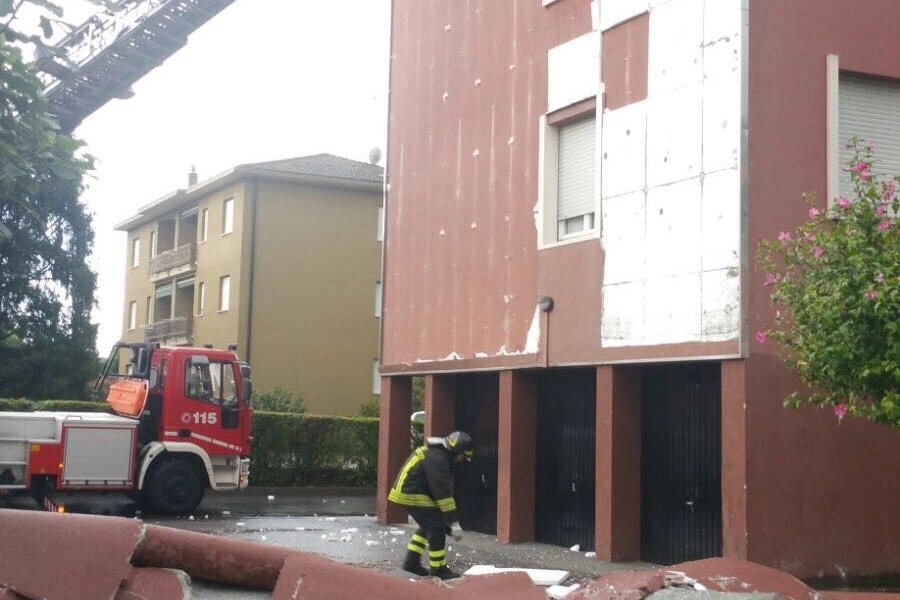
[[445, 431, 474, 460]]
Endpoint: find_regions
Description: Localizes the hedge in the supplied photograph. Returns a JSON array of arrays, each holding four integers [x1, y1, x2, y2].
[[0, 399, 379, 487], [250, 412, 378, 487]]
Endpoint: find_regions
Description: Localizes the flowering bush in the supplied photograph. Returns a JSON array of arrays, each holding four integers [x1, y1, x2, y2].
[[757, 140, 899, 427]]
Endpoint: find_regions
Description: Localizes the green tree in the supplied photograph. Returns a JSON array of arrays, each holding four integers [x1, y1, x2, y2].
[[0, 30, 97, 399], [757, 140, 899, 427]]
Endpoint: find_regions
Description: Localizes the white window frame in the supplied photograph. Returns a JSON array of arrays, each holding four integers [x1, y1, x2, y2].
[[372, 359, 381, 394], [218, 275, 231, 312], [145, 296, 152, 324], [200, 208, 209, 242], [222, 199, 234, 235], [128, 301, 137, 330], [537, 112, 601, 248], [198, 281, 206, 315], [374, 281, 383, 317], [826, 55, 900, 206], [148, 231, 156, 259], [376, 206, 385, 242], [130, 237, 140, 268]]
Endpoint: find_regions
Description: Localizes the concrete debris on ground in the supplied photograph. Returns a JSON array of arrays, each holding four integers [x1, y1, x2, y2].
[[1, 509, 899, 600]]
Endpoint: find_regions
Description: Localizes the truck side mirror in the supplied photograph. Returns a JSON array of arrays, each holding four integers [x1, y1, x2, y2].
[[238, 363, 252, 403]]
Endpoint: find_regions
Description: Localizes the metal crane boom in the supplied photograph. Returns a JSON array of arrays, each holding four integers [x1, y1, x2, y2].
[[36, 0, 237, 133]]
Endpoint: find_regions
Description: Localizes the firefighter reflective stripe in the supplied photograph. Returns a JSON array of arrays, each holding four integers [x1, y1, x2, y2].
[[408, 533, 428, 555], [389, 445, 458, 513], [428, 548, 447, 568], [435, 496, 456, 512]]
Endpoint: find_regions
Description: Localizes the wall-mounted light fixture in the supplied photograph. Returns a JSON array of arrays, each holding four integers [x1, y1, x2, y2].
[[537, 295, 554, 312]]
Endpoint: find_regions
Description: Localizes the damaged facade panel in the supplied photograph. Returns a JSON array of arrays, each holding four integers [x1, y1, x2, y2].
[[378, 0, 900, 582]]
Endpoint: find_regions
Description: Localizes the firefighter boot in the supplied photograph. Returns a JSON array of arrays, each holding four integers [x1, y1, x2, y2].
[[401, 551, 429, 576], [429, 566, 461, 580]]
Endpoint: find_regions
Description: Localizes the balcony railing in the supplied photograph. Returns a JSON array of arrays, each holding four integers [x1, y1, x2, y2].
[[145, 317, 192, 344], [149, 243, 195, 281]]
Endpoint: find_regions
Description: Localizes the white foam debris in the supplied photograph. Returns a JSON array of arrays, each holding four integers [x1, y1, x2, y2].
[[261, 535, 267, 541], [294, 527, 306, 531], [236, 522, 245, 527], [222, 510, 231, 516], [325, 517, 337, 521], [463, 565, 569, 586], [267, 495, 275, 500], [548, 583, 581, 599], [584, 551, 596, 558], [569, 544, 580, 552], [340, 528, 359, 534], [366, 540, 381, 546], [188, 515, 195, 521]]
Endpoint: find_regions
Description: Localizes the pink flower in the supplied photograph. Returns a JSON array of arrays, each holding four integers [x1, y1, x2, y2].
[[866, 140, 876, 151], [755, 331, 767, 343], [850, 161, 871, 180], [884, 180, 896, 200], [804, 232, 817, 242], [838, 196, 851, 208], [878, 220, 891, 231], [777, 231, 792, 242], [764, 273, 778, 286], [875, 273, 884, 284], [813, 246, 824, 258], [808, 207, 820, 218], [834, 404, 848, 421], [866, 289, 878, 300], [875, 204, 887, 217]]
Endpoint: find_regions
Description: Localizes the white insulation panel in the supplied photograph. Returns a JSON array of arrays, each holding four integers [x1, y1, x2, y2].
[[548, 32, 600, 113], [601, 101, 647, 198], [601, 191, 647, 285], [601, 0, 743, 347]]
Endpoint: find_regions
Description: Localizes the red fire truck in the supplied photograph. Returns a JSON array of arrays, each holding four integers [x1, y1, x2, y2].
[[0, 342, 253, 515]]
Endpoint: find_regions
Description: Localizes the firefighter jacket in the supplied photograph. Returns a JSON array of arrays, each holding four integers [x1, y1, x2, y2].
[[388, 442, 459, 523]]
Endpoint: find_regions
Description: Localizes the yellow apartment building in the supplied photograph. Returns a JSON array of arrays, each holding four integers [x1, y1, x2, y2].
[[115, 154, 384, 416]]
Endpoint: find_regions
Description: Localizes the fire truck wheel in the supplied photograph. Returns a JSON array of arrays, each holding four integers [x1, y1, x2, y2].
[[145, 459, 205, 516]]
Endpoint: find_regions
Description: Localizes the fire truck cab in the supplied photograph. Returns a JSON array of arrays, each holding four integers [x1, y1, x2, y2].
[[0, 342, 253, 515]]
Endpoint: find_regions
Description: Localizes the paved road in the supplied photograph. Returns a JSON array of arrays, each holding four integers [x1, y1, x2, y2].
[[3, 487, 651, 599]]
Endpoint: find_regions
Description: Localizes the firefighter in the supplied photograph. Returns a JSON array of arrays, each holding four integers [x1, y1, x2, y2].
[[388, 430, 474, 580]]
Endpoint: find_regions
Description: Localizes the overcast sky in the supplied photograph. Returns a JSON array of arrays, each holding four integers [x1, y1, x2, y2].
[[66, 0, 391, 352]]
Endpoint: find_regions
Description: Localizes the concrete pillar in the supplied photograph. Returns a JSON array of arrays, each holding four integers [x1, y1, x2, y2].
[[497, 370, 537, 543], [377, 376, 412, 524], [721, 359, 748, 560], [426, 374, 456, 436], [595, 365, 641, 561]]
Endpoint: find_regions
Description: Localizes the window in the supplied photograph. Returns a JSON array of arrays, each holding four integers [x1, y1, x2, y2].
[[219, 275, 231, 312], [128, 301, 137, 330], [198, 281, 206, 315], [200, 208, 209, 242], [148, 231, 156, 259], [184, 361, 214, 403], [557, 116, 597, 239], [222, 198, 234, 235], [145, 296, 152, 324], [372, 359, 381, 394], [827, 56, 900, 205], [130, 238, 140, 268], [376, 206, 385, 242], [374, 281, 382, 317], [537, 110, 598, 246]]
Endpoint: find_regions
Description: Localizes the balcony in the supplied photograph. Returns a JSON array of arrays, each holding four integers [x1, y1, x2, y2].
[[145, 317, 192, 345], [149, 243, 195, 282]]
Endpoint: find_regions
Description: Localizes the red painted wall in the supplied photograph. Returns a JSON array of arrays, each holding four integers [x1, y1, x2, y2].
[[382, 0, 593, 369], [746, 0, 900, 577]]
